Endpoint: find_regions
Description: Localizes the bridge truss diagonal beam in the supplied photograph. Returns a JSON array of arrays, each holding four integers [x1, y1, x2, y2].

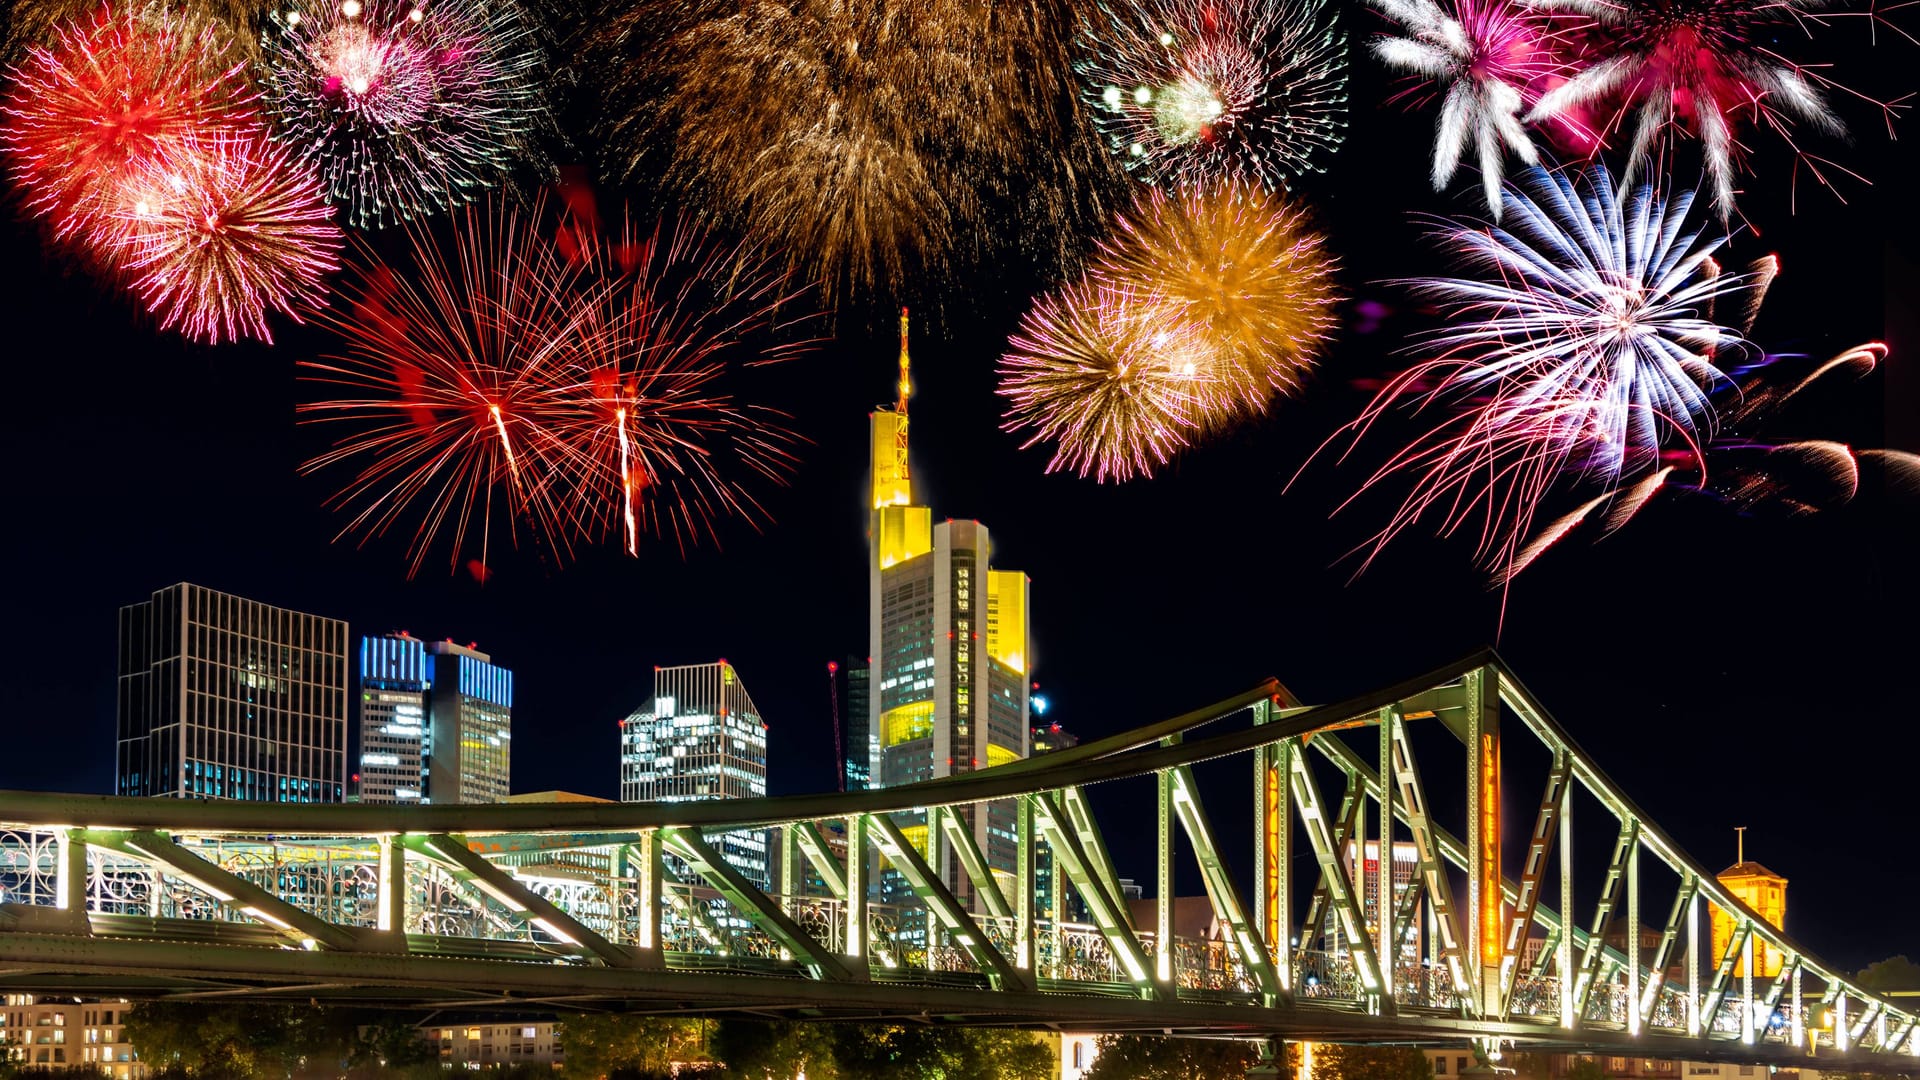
[[659, 829, 855, 982]]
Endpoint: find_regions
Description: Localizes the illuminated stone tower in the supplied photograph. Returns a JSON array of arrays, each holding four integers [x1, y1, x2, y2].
[[1711, 830, 1788, 977], [867, 310, 1031, 917]]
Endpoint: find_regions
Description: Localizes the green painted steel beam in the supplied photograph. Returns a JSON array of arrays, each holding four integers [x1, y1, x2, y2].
[[405, 834, 654, 970], [1058, 788, 1132, 931], [936, 808, 1012, 921], [1286, 746, 1384, 997], [1637, 877, 1699, 1029], [659, 829, 854, 982], [1382, 719, 1472, 1005], [793, 822, 848, 901], [1168, 765, 1281, 1003], [1027, 793, 1156, 993], [1699, 920, 1751, 1035], [81, 829, 357, 951], [1501, 751, 1572, 1016], [866, 815, 1028, 992], [1572, 820, 1640, 1023]]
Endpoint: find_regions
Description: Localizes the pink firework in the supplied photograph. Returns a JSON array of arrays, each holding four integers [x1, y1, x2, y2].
[[116, 128, 344, 344], [0, 3, 253, 249], [1364, 0, 1573, 213], [1528, 0, 1850, 215]]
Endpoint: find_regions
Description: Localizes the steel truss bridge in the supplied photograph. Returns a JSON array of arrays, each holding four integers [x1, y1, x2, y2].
[[0, 652, 1910, 1072]]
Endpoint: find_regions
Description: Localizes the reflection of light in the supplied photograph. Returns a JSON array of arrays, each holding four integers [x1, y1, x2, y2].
[[1031, 694, 1050, 716]]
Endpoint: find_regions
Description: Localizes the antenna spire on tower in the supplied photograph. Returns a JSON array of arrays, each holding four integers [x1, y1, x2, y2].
[[1735, 825, 1747, 865], [896, 306, 912, 413]]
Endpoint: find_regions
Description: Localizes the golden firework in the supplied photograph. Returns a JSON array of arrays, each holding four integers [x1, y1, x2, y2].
[[1094, 180, 1339, 430], [998, 280, 1219, 482], [583, 0, 1119, 301]]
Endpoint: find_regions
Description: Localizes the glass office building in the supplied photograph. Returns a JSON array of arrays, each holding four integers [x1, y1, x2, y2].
[[619, 660, 770, 888], [117, 582, 348, 802]]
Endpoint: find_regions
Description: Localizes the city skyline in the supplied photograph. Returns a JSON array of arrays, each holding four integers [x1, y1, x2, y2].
[[2, 194, 1915, 972]]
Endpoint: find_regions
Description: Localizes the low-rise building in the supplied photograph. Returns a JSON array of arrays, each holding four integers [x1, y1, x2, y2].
[[0, 995, 144, 1077], [431, 1021, 565, 1070]]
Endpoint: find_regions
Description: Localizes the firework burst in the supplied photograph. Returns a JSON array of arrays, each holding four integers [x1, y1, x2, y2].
[[116, 128, 342, 343], [1, 3, 253, 248], [4, 0, 265, 63], [585, 0, 1117, 301], [1094, 180, 1339, 430], [1527, 0, 1847, 216], [999, 281, 1217, 482], [1074, 0, 1348, 189], [300, 200, 815, 575], [538, 216, 817, 557], [1500, 341, 1901, 582], [259, 0, 548, 228], [1328, 166, 1753, 575], [1362, 0, 1562, 215]]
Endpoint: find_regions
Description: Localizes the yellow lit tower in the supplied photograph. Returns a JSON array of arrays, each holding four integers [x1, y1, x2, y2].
[[867, 309, 1031, 921], [1710, 828, 1788, 977]]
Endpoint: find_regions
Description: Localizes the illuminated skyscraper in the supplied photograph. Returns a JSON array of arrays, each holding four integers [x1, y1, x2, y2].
[[357, 633, 429, 804], [832, 656, 873, 791], [868, 310, 1031, 912], [620, 661, 771, 888], [116, 582, 347, 802], [424, 641, 513, 804]]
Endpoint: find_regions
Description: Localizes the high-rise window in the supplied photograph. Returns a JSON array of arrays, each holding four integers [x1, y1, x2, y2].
[[117, 583, 347, 803]]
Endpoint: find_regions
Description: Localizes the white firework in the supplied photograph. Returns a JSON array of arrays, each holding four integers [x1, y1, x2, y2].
[[1363, 0, 1555, 217], [1337, 166, 1758, 574], [1075, 0, 1349, 190]]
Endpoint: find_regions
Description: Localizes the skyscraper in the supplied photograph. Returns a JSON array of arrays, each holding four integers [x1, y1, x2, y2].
[[832, 655, 872, 791], [868, 310, 1031, 910], [117, 582, 347, 802], [357, 633, 430, 804], [425, 641, 513, 804], [619, 661, 771, 888]]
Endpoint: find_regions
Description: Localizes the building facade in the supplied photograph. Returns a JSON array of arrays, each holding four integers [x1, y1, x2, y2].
[[619, 661, 771, 888], [868, 313, 1031, 915], [835, 656, 873, 791], [429, 1021, 565, 1069], [424, 641, 513, 804], [356, 633, 429, 804], [1712, 856, 1788, 978], [117, 583, 347, 803], [0, 996, 144, 1077]]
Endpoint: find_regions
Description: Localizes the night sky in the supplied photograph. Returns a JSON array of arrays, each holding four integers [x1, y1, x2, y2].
[[1, 5, 1917, 977]]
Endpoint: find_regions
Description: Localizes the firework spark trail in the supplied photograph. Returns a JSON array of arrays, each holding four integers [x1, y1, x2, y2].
[[300, 199, 819, 574], [260, 0, 548, 227], [1320, 166, 1751, 577], [1526, 0, 1852, 216], [998, 279, 1218, 482], [1362, 0, 1567, 215], [115, 127, 342, 343], [585, 0, 1118, 300], [1094, 180, 1340, 432], [1, 3, 253, 250], [547, 215, 817, 555], [1074, 0, 1349, 189], [299, 203, 593, 576]]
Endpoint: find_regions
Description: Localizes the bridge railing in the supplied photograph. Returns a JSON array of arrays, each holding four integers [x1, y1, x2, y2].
[[0, 653, 1916, 1072]]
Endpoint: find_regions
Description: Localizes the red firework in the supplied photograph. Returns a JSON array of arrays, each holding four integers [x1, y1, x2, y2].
[[542, 216, 816, 557], [0, 3, 253, 249], [300, 199, 816, 576], [117, 128, 343, 343]]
